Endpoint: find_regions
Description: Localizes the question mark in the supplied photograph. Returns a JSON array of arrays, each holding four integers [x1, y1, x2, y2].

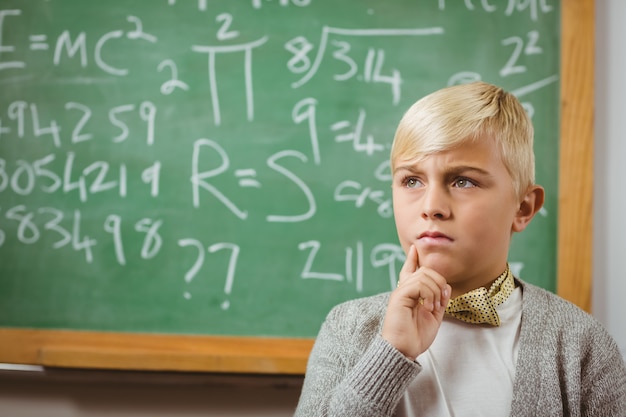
[[178, 238, 205, 299], [208, 242, 240, 310]]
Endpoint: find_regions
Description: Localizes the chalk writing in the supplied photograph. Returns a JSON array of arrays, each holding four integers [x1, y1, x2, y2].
[[436, 0, 555, 22], [288, 26, 444, 98], [192, 37, 268, 126], [0, 0, 559, 336]]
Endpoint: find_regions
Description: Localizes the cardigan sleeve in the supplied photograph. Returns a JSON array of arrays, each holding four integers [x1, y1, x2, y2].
[[294, 296, 420, 417], [579, 326, 626, 416]]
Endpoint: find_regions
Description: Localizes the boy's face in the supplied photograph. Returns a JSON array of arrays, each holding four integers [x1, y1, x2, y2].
[[392, 138, 523, 296]]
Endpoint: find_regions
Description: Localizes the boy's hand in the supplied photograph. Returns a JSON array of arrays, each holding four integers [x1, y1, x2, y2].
[[381, 245, 451, 360]]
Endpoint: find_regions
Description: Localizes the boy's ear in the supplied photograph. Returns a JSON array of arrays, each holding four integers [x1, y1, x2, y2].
[[512, 185, 545, 232]]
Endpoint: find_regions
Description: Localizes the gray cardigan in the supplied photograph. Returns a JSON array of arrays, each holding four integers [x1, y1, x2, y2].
[[294, 280, 626, 416]]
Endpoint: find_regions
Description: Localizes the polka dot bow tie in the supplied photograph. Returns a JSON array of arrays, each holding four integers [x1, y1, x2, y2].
[[445, 265, 515, 326]]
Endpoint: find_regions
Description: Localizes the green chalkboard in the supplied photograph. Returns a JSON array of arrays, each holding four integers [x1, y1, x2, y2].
[[0, 0, 560, 338]]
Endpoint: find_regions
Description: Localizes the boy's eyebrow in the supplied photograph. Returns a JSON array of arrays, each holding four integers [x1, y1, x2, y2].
[[444, 165, 493, 177], [393, 164, 493, 177]]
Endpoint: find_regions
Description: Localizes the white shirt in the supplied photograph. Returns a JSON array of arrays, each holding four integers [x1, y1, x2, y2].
[[397, 287, 522, 417]]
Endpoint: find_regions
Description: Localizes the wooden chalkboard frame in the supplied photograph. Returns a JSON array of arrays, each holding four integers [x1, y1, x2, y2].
[[0, 0, 594, 374]]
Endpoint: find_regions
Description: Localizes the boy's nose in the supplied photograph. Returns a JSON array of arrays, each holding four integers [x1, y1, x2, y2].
[[421, 186, 451, 220]]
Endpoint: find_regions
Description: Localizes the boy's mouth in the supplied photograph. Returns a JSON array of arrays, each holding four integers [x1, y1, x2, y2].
[[418, 231, 453, 242]]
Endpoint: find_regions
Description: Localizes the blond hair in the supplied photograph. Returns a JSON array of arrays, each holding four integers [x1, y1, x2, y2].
[[390, 81, 535, 199]]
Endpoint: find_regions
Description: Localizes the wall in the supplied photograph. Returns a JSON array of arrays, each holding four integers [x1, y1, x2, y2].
[[593, 0, 626, 358], [0, 368, 303, 416], [0, 1, 624, 415]]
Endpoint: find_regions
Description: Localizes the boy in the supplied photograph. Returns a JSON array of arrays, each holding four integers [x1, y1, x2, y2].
[[294, 82, 626, 416]]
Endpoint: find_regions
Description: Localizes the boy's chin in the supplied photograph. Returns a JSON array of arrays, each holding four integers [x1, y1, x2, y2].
[[417, 255, 458, 278]]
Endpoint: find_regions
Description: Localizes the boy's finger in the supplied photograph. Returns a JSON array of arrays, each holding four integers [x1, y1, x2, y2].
[[399, 245, 418, 276], [434, 283, 452, 312]]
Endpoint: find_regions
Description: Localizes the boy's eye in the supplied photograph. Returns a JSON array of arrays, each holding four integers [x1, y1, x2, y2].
[[403, 177, 422, 188], [453, 178, 476, 188]]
